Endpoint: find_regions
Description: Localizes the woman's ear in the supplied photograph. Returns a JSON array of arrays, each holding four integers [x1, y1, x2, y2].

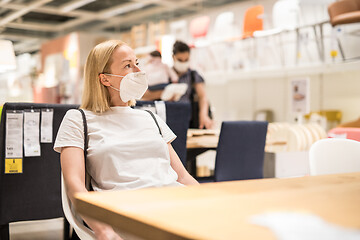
[[99, 74, 110, 86]]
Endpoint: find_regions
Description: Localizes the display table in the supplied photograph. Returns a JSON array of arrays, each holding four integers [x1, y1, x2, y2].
[[74, 172, 360, 240], [186, 129, 219, 176]]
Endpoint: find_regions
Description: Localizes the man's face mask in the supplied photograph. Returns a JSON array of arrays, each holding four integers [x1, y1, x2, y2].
[[105, 72, 148, 102]]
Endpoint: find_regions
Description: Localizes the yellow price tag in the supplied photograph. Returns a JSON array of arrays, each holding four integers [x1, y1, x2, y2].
[[5, 158, 23, 174]]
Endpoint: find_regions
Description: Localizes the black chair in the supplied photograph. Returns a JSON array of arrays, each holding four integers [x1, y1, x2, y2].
[[135, 101, 191, 166], [0, 102, 79, 240], [199, 121, 268, 182]]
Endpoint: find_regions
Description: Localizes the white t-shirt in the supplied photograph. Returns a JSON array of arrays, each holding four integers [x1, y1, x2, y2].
[[54, 106, 182, 191]]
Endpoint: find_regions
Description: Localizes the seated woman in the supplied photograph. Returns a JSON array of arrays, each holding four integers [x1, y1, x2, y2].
[[54, 40, 198, 240]]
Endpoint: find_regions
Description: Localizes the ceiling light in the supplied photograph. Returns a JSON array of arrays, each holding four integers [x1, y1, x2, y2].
[[60, 0, 96, 13]]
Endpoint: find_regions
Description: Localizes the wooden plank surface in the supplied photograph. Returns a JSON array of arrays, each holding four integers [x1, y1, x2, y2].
[[186, 129, 219, 149], [74, 172, 360, 240]]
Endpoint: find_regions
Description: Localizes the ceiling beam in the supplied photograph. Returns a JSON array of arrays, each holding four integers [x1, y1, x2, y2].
[[0, 33, 50, 41], [0, 0, 53, 27], [88, 0, 202, 31], [3, 2, 94, 18], [6, 21, 58, 32]]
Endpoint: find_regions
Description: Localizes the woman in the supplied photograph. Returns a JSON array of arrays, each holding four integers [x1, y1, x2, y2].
[[54, 40, 198, 240], [143, 41, 213, 129]]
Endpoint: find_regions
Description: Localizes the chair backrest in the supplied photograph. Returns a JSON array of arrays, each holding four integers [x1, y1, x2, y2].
[[214, 121, 268, 182], [0, 102, 78, 226], [309, 138, 360, 175], [272, 0, 300, 30], [242, 5, 264, 39], [328, 127, 360, 141], [213, 11, 237, 40], [328, 0, 360, 26], [189, 16, 210, 39], [61, 174, 95, 239], [135, 101, 191, 166]]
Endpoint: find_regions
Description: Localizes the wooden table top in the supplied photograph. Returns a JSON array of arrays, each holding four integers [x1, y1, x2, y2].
[[186, 128, 219, 149], [74, 172, 360, 240]]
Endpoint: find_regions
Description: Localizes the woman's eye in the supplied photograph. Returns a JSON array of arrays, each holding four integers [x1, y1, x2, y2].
[[124, 64, 131, 68], [136, 62, 139, 66]]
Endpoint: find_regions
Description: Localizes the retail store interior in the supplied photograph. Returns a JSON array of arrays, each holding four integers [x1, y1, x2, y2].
[[0, 0, 360, 239]]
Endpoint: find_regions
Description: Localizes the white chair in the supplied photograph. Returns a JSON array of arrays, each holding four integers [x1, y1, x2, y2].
[[309, 138, 360, 176], [61, 173, 96, 240]]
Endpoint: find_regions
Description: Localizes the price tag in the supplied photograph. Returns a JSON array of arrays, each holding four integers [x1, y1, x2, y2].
[[5, 158, 23, 174], [41, 109, 54, 143], [5, 111, 23, 159]]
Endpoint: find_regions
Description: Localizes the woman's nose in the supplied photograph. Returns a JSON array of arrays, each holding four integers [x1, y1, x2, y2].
[[133, 65, 141, 72]]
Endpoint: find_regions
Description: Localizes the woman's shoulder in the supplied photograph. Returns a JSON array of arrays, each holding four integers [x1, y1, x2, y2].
[[64, 109, 82, 119]]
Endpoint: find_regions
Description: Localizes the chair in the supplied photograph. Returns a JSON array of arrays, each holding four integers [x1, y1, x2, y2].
[[200, 121, 268, 182], [61, 174, 95, 239], [309, 138, 360, 175], [253, 0, 300, 65], [0, 102, 78, 240], [328, 0, 360, 60], [254, 0, 300, 37], [328, 127, 360, 141], [135, 101, 191, 166], [189, 15, 210, 39], [213, 11, 238, 42], [242, 5, 264, 39]]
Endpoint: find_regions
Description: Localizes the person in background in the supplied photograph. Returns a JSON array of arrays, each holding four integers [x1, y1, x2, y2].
[[54, 40, 198, 240], [143, 41, 213, 129], [143, 50, 178, 90]]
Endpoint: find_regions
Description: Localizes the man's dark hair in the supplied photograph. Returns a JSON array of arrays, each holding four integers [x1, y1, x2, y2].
[[150, 50, 161, 58], [173, 41, 190, 55]]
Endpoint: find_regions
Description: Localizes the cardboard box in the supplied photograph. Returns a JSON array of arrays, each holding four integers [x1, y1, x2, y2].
[[263, 151, 310, 178]]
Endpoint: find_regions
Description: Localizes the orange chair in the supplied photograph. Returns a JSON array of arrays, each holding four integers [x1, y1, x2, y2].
[[242, 5, 264, 39]]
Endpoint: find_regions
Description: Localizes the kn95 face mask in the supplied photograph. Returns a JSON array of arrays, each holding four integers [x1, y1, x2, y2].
[[173, 59, 190, 73], [105, 71, 148, 102]]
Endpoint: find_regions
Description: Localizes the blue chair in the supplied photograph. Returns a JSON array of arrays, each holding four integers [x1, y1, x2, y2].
[[199, 121, 268, 182], [0, 102, 79, 240]]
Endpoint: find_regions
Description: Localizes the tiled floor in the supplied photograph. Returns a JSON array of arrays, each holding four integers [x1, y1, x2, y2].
[[10, 218, 63, 240]]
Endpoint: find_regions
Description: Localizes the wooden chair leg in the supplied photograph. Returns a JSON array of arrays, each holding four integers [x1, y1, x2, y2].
[[0, 223, 9, 240]]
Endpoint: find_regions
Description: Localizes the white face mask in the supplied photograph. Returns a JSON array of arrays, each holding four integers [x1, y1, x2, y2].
[[105, 72, 148, 102], [173, 59, 190, 73]]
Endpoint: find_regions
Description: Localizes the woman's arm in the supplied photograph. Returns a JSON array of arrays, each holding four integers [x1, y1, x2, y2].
[[168, 143, 199, 185], [61, 147, 122, 240], [194, 82, 213, 129]]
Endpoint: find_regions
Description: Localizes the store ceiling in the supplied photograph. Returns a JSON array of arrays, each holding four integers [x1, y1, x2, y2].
[[0, 0, 242, 55]]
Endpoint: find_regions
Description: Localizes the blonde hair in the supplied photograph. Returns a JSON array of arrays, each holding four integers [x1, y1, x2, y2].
[[81, 40, 136, 112]]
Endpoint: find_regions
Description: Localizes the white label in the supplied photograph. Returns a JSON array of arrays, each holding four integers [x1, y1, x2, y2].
[[155, 100, 167, 122], [24, 110, 41, 157], [41, 109, 54, 143], [5, 111, 24, 158]]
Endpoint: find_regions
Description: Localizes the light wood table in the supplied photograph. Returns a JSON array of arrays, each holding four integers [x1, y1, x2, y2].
[[74, 172, 360, 240], [186, 128, 219, 149]]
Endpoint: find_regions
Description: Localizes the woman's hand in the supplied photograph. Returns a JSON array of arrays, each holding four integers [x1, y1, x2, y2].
[[94, 226, 123, 240]]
